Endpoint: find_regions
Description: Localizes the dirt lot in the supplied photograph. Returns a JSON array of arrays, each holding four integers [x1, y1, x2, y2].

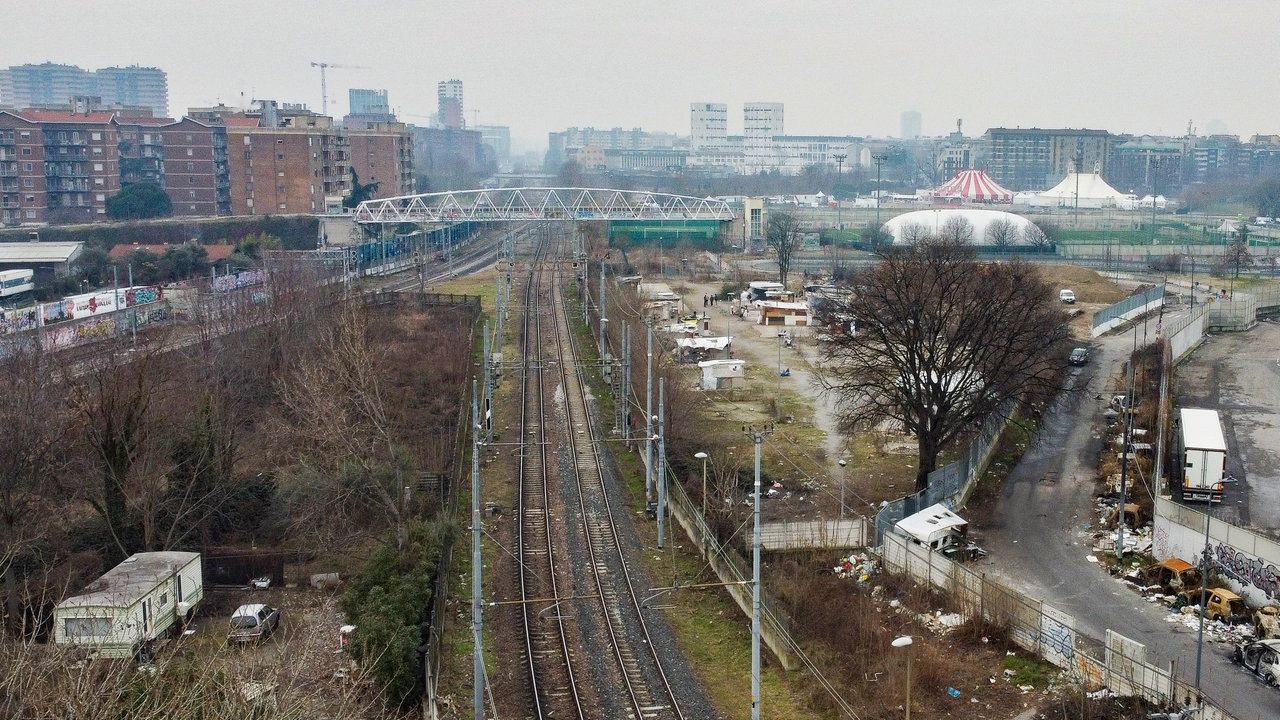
[[173, 586, 361, 708]]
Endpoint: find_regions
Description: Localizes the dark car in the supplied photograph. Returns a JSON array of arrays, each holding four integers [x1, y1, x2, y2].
[[1068, 348, 1089, 366], [228, 603, 280, 644]]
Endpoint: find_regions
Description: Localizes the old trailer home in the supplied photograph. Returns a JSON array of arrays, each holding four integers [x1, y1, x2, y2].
[[54, 551, 203, 658]]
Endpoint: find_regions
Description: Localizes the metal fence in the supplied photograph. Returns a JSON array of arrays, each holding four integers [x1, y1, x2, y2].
[[880, 532, 1235, 718], [874, 401, 1013, 543], [1092, 283, 1166, 331]]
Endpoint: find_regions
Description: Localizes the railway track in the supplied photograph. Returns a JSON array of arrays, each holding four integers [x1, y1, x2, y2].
[[511, 228, 687, 720], [517, 236, 586, 719]]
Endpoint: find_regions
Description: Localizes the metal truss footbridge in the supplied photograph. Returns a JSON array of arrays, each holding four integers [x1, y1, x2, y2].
[[353, 187, 736, 225]]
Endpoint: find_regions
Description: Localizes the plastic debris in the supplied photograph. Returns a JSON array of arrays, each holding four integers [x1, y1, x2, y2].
[[947, 687, 961, 698]]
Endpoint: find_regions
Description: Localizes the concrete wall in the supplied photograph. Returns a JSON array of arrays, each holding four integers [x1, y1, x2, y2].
[[1153, 496, 1280, 608]]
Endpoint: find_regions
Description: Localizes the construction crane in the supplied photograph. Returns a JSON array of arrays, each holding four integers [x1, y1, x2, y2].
[[309, 62, 370, 116]]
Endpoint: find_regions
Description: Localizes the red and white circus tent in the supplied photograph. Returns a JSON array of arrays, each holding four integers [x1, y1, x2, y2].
[[932, 170, 1014, 203]]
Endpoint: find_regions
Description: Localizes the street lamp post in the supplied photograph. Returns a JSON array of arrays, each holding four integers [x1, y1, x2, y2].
[[743, 423, 774, 720], [695, 452, 709, 519], [893, 635, 914, 720], [873, 153, 888, 233], [838, 458, 848, 520]]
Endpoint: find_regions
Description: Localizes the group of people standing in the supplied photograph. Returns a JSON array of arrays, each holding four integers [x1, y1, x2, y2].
[[702, 294, 719, 307]]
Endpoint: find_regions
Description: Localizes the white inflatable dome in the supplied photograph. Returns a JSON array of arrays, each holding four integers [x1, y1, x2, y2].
[[884, 208, 1037, 245]]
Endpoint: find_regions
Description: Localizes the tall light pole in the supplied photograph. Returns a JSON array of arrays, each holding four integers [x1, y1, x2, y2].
[[873, 153, 888, 234], [833, 152, 847, 233], [893, 635, 914, 720], [838, 458, 848, 520], [695, 451, 710, 519], [743, 422, 774, 720], [1150, 156, 1162, 246]]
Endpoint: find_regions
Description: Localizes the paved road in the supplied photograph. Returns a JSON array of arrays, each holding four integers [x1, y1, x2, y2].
[[974, 308, 1280, 720]]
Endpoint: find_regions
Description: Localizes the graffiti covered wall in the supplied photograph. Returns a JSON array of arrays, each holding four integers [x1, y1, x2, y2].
[[1154, 496, 1280, 607]]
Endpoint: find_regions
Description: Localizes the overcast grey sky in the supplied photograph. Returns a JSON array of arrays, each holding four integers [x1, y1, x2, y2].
[[6, 1, 1276, 152]]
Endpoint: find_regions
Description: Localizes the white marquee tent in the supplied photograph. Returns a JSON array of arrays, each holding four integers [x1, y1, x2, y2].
[[1025, 172, 1136, 209]]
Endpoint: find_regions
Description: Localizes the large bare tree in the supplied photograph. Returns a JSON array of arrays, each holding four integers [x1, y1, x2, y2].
[[938, 215, 975, 244], [815, 240, 1068, 491], [766, 211, 803, 286], [984, 217, 1020, 246], [0, 340, 67, 631]]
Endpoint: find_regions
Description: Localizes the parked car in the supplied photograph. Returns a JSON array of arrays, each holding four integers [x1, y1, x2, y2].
[[1069, 347, 1089, 366], [1059, 289, 1076, 304], [228, 603, 280, 644], [1232, 638, 1280, 685]]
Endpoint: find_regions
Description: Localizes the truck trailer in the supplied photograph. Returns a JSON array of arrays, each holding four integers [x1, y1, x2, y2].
[[1179, 408, 1227, 504]]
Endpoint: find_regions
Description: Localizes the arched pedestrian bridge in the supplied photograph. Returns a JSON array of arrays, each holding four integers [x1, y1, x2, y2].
[[354, 187, 736, 225]]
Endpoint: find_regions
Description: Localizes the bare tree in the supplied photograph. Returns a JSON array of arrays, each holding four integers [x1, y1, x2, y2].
[[0, 340, 67, 632], [1022, 223, 1049, 248], [277, 305, 415, 552], [766, 211, 803, 286], [815, 240, 1068, 491], [984, 217, 1019, 247], [938, 215, 975, 244], [71, 342, 179, 560], [898, 222, 933, 245]]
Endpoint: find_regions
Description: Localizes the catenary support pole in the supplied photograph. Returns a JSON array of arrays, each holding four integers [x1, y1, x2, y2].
[[743, 422, 773, 720], [471, 380, 484, 720], [657, 377, 666, 548], [646, 321, 654, 502]]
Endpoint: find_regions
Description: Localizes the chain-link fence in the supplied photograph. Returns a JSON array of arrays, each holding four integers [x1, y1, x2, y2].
[[1092, 283, 1166, 333], [874, 401, 1013, 544], [879, 533, 1234, 717]]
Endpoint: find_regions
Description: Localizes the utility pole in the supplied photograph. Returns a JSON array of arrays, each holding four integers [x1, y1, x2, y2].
[[743, 422, 774, 720], [127, 263, 136, 349], [471, 380, 484, 720], [833, 153, 846, 277], [1115, 325, 1137, 562], [483, 321, 493, 445], [645, 320, 654, 502], [657, 377, 667, 548], [872, 153, 887, 233], [622, 322, 631, 444], [599, 258, 607, 357]]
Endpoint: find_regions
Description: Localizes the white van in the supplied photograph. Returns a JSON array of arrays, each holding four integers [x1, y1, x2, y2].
[[1059, 289, 1076, 304]]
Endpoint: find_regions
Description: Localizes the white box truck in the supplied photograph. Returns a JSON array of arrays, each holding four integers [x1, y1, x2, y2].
[[1179, 408, 1227, 503]]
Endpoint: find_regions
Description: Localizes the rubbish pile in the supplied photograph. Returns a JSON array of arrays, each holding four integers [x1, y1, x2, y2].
[[833, 552, 874, 581], [1163, 609, 1257, 644]]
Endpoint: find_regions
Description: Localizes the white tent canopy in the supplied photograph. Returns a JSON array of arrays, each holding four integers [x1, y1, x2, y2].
[[1031, 172, 1135, 209]]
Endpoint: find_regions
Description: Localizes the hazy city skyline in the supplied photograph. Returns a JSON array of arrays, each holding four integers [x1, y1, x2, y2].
[[5, 0, 1276, 153]]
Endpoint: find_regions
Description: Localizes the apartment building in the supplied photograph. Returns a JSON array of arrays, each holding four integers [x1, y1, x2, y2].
[[160, 118, 230, 216], [223, 115, 346, 215], [984, 128, 1113, 191], [217, 103, 412, 215], [691, 103, 728, 151], [0, 109, 119, 225], [0, 63, 168, 117], [347, 121, 415, 198]]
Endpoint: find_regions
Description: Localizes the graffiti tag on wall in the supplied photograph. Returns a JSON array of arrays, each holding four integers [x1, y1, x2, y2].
[[1215, 543, 1280, 601]]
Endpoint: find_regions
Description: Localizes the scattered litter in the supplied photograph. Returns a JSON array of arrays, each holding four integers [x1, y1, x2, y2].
[[833, 553, 874, 582], [947, 687, 961, 698], [1086, 555, 1098, 563], [1018, 684, 1034, 693]]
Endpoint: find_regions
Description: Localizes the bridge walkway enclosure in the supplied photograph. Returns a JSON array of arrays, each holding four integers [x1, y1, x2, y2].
[[354, 187, 736, 224]]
